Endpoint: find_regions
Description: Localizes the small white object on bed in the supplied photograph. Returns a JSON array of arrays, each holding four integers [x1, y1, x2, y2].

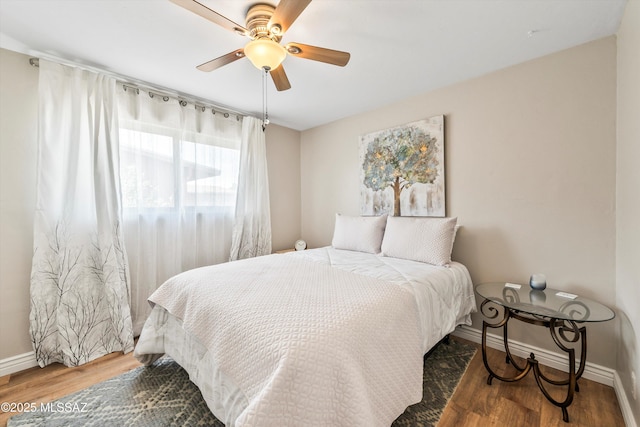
[[135, 216, 476, 427]]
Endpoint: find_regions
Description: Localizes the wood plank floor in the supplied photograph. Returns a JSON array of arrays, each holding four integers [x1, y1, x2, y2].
[[439, 338, 625, 427], [0, 337, 625, 427]]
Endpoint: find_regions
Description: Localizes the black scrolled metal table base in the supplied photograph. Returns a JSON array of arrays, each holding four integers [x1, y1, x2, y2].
[[480, 299, 587, 423]]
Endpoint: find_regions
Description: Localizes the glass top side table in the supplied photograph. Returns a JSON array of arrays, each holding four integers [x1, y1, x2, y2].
[[475, 282, 615, 423]]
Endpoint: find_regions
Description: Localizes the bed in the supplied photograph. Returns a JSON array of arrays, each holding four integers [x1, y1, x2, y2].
[[134, 215, 476, 427]]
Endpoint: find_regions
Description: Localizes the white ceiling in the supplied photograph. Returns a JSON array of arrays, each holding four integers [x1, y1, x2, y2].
[[0, 0, 627, 131]]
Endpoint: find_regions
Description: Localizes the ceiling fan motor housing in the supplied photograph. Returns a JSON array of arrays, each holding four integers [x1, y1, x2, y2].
[[246, 4, 281, 42]]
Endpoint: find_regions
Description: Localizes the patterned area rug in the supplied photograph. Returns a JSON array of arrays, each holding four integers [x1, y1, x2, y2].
[[8, 339, 476, 427]]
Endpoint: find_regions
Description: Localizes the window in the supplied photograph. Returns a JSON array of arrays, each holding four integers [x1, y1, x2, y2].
[[119, 127, 240, 210], [116, 90, 245, 335]]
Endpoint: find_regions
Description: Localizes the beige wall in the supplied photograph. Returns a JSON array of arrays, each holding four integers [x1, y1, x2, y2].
[[0, 48, 302, 361], [616, 0, 640, 418], [301, 37, 618, 367], [265, 124, 302, 252], [0, 48, 38, 360]]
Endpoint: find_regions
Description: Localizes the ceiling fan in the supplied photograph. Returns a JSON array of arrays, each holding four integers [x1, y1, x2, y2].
[[170, 0, 351, 91]]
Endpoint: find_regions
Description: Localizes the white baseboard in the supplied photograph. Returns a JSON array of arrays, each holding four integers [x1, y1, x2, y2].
[[453, 325, 637, 427], [0, 351, 38, 377], [613, 371, 639, 427], [453, 324, 614, 385]]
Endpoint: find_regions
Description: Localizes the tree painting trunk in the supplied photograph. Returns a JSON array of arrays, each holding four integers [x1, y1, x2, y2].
[[393, 176, 402, 216]]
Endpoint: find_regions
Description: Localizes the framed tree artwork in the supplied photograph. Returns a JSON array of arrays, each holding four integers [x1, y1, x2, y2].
[[359, 115, 445, 217]]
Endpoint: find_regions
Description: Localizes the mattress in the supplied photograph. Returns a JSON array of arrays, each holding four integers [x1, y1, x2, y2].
[[134, 247, 475, 426]]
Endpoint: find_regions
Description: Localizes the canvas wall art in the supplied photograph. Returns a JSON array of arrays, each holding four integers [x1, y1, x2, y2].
[[359, 116, 445, 217]]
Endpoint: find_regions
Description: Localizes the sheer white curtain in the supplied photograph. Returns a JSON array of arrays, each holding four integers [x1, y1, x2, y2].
[[230, 116, 272, 260], [30, 60, 134, 367], [117, 88, 243, 334]]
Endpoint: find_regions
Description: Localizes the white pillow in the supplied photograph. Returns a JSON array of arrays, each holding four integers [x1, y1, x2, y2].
[[331, 214, 388, 254], [380, 216, 458, 266]]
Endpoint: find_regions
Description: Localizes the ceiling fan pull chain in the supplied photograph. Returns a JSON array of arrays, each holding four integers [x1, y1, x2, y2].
[[262, 67, 269, 132]]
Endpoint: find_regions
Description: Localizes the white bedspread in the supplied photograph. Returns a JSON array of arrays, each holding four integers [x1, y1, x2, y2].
[[135, 247, 476, 427], [290, 247, 476, 353]]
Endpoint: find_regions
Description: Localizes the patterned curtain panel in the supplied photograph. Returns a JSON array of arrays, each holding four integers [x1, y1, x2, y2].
[[117, 86, 243, 334], [30, 60, 134, 367], [230, 117, 272, 260]]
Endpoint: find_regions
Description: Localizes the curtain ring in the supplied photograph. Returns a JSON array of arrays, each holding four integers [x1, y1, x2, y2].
[[179, 100, 187, 107], [163, 96, 169, 102], [123, 85, 139, 95]]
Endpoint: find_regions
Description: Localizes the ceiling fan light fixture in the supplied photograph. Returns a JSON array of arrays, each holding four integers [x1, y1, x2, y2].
[[244, 38, 287, 70]]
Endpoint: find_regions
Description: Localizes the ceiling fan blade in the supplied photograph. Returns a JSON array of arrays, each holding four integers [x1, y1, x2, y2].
[[170, 0, 248, 36], [196, 49, 245, 72], [270, 65, 291, 91], [285, 42, 350, 66], [268, 0, 312, 34]]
